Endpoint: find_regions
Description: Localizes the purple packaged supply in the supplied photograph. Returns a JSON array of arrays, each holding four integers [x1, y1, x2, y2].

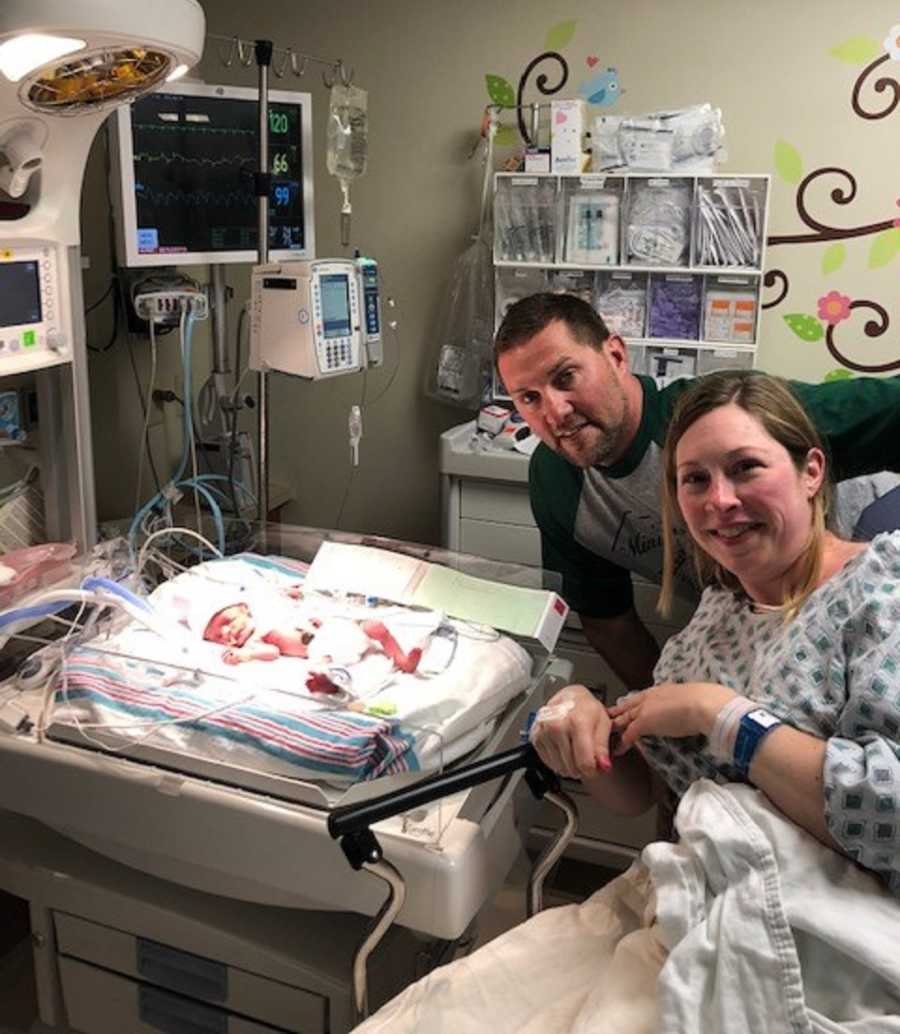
[[649, 275, 701, 340]]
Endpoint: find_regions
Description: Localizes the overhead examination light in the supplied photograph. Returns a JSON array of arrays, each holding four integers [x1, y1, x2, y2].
[[0, 0, 205, 238], [0, 0, 205, 116], [0, 34, 87, 83]]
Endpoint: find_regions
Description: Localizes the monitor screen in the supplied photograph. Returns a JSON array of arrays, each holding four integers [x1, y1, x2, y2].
[[0, 261, 42, 327], [320, 274, 352, 339], [112, 81, 315, 266]]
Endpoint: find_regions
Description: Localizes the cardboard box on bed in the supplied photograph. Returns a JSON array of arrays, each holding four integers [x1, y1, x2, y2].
[[306, 542, 569, 653]]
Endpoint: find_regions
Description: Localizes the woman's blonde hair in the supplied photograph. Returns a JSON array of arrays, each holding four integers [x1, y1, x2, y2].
[[658, 371, 832, 621]]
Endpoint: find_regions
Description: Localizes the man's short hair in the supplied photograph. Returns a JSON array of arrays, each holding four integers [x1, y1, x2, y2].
[[494, 293, 612, 360]]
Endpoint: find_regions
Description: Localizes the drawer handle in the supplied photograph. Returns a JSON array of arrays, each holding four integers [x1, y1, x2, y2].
[[138, 938, 228, 1003], [139, 985, 227, 1034]]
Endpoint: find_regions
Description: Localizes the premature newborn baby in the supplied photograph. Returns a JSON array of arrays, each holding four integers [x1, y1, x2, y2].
[[203, 602, 422, 674]]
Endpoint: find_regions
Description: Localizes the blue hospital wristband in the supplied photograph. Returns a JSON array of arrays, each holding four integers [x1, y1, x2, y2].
[[733, 708, 782, 778]]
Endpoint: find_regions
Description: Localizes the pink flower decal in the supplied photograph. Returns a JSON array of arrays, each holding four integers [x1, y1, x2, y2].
[[817, 290, 852, 325]]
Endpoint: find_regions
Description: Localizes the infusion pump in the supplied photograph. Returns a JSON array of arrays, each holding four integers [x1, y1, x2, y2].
[[250, 258, 371, 380]]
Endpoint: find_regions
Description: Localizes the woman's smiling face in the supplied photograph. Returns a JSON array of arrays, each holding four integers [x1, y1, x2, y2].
[[674, 402, 825, 603]]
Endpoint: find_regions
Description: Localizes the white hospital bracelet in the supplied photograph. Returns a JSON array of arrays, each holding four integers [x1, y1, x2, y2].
[[707, 695, 756, 761]]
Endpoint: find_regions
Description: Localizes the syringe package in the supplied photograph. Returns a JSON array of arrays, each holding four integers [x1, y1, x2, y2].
[[493, 177, 558, 263]]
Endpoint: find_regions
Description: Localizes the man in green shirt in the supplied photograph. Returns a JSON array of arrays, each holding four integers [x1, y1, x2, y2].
[[495, 293, 900, 690]]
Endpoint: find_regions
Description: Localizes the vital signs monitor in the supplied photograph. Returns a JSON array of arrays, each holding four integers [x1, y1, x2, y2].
[[250, 259, 364, 379], [110, 81, 315, 267]]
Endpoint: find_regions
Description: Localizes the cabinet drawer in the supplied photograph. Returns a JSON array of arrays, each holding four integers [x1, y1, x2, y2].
[[459, 519, 541, 565], [59, 956, 290, 1034], [55, 912, 325, 1034], [460, 481, 534, 525]]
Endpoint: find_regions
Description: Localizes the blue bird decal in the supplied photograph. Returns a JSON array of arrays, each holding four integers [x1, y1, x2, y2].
[[579, 66, 620, 106]]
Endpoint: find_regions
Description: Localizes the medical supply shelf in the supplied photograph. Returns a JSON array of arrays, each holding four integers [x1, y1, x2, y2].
[[493, 172, 771, 374]]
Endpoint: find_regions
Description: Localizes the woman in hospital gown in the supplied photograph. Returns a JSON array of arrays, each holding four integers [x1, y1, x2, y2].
[[352, 370, 900, 1034]]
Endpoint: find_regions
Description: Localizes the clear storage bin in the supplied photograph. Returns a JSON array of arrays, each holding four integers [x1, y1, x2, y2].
[[494, 176, 559, 263], [702, 274, 759, 344], [560, 176, 623, 265], [693, 176, 768, 269], [495, 266, 551, 324], [645, 346, 697, 388], [623, 177, 693, 266], [695, 347, 754, 376], [648, 273, 702, 341], [593, 271, 648, 339], [626, 344, 647, 375], [550, 268, 595, 304]]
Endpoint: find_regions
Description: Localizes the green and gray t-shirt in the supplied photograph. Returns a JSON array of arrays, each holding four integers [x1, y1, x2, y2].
[[529, 374, 900, 619]]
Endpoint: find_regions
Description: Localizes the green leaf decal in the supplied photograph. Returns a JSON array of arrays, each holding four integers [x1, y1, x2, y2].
[[784, 313, 824, 342], [774, 140, 803, 185], [828, 36, 880, 64], [824, 368, 854, 382], [494, 125, 519, 147], [545, 20, 576, 51], [485, 74, 516, 108], [868, 227, 900, 269], [821, 242, 846, 275]]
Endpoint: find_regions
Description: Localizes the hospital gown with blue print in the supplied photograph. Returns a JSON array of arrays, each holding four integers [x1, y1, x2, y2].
[[644, 531, 900, 895]]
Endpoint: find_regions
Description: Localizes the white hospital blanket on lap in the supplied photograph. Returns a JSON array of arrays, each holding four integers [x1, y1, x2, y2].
[[354, 780, 900, 1033], [50, 554, 533, 787]]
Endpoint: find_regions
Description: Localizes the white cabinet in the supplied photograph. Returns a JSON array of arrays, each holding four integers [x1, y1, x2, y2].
[[0, 811, 421, 1034], [492, 171, 770, 396]]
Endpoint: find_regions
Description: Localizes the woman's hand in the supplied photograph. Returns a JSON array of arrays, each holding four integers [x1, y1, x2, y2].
[[607, 682, 737, 754], [530, 684, 615, 780]]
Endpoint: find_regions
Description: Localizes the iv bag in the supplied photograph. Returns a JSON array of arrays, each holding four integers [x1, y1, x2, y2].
[[327, 83, 368, 245], [326, 84, 368, 179]]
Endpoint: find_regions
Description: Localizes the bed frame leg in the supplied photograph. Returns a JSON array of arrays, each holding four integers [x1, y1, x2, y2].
[[352, 857, 407, 1024], [527, 788, 578, 917]]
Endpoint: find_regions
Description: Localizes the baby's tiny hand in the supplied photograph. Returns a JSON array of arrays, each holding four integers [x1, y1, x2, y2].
[[222, 649, 241, 665]]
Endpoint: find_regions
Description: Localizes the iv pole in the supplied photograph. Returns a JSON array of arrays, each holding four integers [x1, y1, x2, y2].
[[215, 34, 351, 528], [253, 39, 272, 526]]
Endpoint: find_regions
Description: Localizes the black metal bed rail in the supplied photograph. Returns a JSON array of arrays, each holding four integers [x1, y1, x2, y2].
[[327, 743, 559, 868]]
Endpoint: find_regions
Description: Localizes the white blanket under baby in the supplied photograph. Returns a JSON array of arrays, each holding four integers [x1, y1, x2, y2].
[[353, 779, 900, 1033], [48, 553, 533, 800]]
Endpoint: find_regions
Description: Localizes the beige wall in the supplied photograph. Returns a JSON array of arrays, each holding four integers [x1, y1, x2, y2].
[[80, 0, 900, 543]]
